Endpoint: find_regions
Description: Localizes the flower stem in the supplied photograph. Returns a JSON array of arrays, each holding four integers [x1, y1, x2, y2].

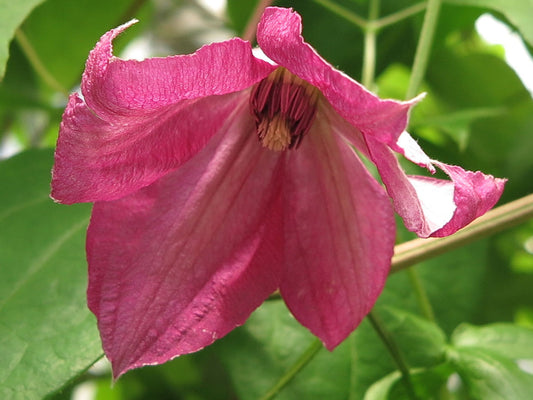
[[374, 2, 427, 30], [312, 0, 427, 33], [15, 29, 69, 96], [258, 338, 323, 400], [242, 0, 275, 43], [391, 193, 533, 273], [407, 268, 435, 321], [367, 311, 418, 400], [405, 0, 441, 99], [362, 0, 379, 89], [402, 0, 441, 322], [312, 0, 368, 30]]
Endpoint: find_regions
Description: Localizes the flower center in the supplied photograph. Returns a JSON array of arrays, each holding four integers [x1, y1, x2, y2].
[[250, 67, 319, 151]]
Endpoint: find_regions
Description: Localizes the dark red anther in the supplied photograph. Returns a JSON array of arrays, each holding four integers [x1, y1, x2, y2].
[[250, 68, 319, 151]]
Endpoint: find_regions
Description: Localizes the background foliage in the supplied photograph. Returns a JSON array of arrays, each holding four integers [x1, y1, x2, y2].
[[0, 0, 532, 399]]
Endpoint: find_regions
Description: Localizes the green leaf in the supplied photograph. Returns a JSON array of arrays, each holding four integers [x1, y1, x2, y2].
[[0, 149, 101, 400], [364, 371, 402, 400], [467, 101, 533, 201], [445, 0, 533, 46], [349, 306, 448, 399], [452, 323, 533, 360], [418, 107, 506, 151], [0, 0, 45, 80], [364, 365, 453, 400], [377, 64, 507, 151], [97, 350, 236, 400], [216, 300, 352, 400], [428, 51, 529, 110], [350, 240, 489, 397], [364, 370, 402, 400], [447, 347, 533, 400], [424, 49, 533, 200], [372, 306, 448, 368], [226, 0, 260, 35], [20, 0, 150, 90]]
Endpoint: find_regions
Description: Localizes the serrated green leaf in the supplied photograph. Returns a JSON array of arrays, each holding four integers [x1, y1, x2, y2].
[[0, 0, 45, 80], [445, 0, 533, 46], [0, 149, 101, 400], [447, 347, 533, 400], [452, 323, 533, 360]]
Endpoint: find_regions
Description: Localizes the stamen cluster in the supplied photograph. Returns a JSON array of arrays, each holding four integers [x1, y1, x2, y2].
[[250, 67, 319, 151]]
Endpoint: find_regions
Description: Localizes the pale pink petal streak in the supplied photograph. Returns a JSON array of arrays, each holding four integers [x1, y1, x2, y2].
[[395, 131, 435, 172], [279, 111, 396, 349], [257, 7, 420, 146], [87, 105, 284, 378]]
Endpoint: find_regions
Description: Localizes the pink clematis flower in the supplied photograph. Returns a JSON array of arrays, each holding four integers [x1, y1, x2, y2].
[[51, 7, 505, 378]]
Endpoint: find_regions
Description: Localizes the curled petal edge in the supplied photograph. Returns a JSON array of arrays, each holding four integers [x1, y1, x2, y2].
[[367, 134, 506, 238], [82, 19, 274, 117]]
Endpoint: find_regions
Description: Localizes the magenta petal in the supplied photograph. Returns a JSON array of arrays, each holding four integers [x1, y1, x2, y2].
[[52, 20, 276, 204], [87, 106, 284, 378], [52, 92, 244, 203], [429, 162, 506, 237], [366, 136, 506, 238], [279, 112, 396, 350], [257, 7, 419, 146], [82, 20, 274, 117]]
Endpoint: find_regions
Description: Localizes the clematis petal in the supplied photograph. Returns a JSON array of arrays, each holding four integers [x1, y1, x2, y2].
[[257, 7, 420, 146], [429, 161, 506, 237], [82, 20, 274, 117], [87, 103, 284, 378], [366, 136, 506, 238], [52, 92, 243, 203], [279, 107, 396, 349], [51, 20, 275, 204]]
